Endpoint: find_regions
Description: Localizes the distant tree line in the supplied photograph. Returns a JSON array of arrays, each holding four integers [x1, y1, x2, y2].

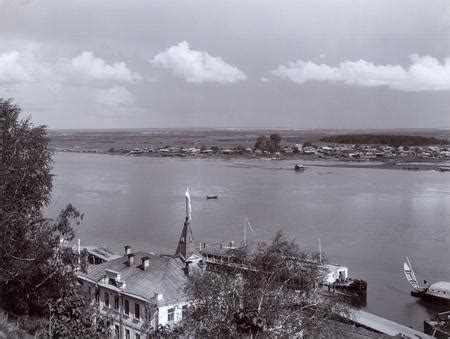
[[321, 134, 449, 146]]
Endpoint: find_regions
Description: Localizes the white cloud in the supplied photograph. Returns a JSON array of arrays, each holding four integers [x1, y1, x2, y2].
[[150, 41, 247, 84], [272, 55, 450, 91], [70, 51, 142, 83], [0, 49, 141, 89], [94, 86, 134, 107], [260, 77, 271, 82], [0, 50, 49, 83]]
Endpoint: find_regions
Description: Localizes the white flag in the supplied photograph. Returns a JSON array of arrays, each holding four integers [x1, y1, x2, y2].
[[185, 187, 192, 222]]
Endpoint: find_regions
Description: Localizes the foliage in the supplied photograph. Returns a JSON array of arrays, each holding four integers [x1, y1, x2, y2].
[[48, 284, 112, 337], [254, 133, 282, 152], [321, 134, 448, 146], [146, 324, 185, 337], [183, 232, 348, 337], [0, 98, 110, 336]]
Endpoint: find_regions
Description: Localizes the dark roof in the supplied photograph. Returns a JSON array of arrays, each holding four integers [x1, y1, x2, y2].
[[78, 252, 187, 304], [175, 220, 196, 261]]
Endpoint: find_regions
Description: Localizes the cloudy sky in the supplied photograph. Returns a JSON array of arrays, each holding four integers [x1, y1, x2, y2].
[[1, 0, 450, 129]]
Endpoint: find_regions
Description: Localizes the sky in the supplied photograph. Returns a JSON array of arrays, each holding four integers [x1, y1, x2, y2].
[[0, 0, 450, 129]]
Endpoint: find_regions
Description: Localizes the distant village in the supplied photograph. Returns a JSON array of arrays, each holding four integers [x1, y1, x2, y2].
[[59, 142, 450, 162]]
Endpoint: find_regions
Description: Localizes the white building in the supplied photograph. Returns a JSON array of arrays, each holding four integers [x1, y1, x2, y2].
[[77, 189, 200, 338], [78, 249, 188, 338]]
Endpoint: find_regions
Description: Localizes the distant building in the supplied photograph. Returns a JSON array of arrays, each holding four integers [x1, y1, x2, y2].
[[82, 245, 122, 265]]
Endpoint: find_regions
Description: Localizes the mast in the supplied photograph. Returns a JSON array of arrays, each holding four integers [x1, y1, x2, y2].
[[243, 217, 255, 245], [244, 217, 247, 245], [318, 238, 322, 264]]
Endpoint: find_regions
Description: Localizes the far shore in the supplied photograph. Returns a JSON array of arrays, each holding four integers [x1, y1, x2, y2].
[[53, 148, 450, 172]]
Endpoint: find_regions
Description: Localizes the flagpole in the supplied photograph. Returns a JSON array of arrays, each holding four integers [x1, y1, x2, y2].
[[244, 217, 247, 245]]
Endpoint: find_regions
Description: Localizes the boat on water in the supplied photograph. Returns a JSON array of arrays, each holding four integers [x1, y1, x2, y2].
[[294, 164, 305, 171], [438, 167, 450, 172], [207, 195, 218, 200], [403, 257, 450, 304], [323, 263, 367, 295]]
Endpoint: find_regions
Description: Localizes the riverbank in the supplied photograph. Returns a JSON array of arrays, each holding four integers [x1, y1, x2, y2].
[[52, 148, 450, 172]]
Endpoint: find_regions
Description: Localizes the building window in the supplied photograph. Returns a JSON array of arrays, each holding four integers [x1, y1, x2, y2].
[[167, 307, 174, 322], [114, 324, 120, 339], [114, 296, 119, 311], [124, 299, 129, 315], [125, 328, 130, 339], [135, 303, 140, 319], [135, 334, 140, 339], [104, 292, 109, 307]]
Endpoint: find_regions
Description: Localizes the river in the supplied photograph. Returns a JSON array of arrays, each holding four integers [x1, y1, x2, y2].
[[47, 151, 450, 330]]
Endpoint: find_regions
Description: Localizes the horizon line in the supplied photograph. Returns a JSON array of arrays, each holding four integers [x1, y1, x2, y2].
[[47, 126, 450, 132]]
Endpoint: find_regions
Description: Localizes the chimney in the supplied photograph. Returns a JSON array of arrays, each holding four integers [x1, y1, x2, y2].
[[154, 292, 163, 301], [141, 256, 150, 270], [124, 245, 131, 255], [127, 253, 135, 266]]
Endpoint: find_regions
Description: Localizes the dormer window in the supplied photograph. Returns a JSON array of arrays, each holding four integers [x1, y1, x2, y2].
[[105, 269, 121, 286]]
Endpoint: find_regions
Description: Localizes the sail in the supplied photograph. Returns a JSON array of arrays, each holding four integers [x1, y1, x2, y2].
[[185, 187, 192, 222], [403, 261, 420, 291]]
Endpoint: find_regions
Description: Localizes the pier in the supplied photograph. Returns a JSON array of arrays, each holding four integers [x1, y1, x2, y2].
[[346, 309, 433, 338]]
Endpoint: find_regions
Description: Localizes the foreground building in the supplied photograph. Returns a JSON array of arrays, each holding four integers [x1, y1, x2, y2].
[[77, 188, 198, 338]]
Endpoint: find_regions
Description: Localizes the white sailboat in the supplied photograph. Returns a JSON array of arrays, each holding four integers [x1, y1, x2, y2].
[[403, 257, 421, 291], [403, 257, 450, 304]]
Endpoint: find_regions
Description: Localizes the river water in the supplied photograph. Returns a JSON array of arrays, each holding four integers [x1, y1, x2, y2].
[[48, 152, 450, 330]]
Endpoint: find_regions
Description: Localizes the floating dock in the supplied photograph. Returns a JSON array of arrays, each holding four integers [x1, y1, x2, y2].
[[345, 309, 433, 338]]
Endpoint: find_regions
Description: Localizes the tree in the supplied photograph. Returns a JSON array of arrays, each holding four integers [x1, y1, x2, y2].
[[0, 98, 110, 335], [46, 284, 112, 337], [255, 134, 283, 153], [269, 133, 282, 151], [183, 232, 348, 337], [254, 135, 268, 151]]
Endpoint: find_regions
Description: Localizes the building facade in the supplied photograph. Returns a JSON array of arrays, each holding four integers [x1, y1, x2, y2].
[[78, 249, 188, 338]]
